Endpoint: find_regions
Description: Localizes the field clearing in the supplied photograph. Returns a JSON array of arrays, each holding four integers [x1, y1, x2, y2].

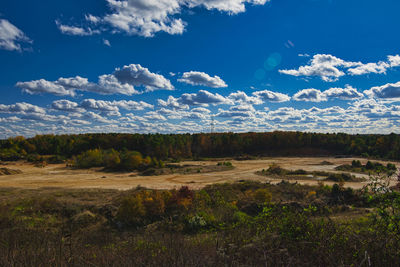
[[0, 157, 398, 190]]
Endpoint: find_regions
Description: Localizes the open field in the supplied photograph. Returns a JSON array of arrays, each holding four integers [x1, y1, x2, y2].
[[0, 157, 398, 190]]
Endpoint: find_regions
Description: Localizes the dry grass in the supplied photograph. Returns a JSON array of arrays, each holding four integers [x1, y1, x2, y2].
[[0, 157, 397, 190]]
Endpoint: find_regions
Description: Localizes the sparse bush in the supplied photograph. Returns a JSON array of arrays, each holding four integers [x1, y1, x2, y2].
[[217, 161, 233, 167], [266, 163, 286, 175]]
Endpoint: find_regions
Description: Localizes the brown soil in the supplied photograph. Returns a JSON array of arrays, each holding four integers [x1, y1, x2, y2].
[[0, 157, 397, 190]]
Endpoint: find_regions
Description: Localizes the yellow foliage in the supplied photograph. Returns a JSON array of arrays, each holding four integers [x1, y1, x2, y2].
[[307, 191, 317, 199], [253, 188, 272, 204]]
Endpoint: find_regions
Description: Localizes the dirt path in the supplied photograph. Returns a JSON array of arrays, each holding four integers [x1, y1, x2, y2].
[[0, 157, 398, 190]]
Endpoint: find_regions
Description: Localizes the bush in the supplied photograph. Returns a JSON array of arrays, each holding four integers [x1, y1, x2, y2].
[[71, 149, 162, 171], [352, 160, 362, 168], [116, 195, 146, 227], [288, 169, 308, 175], [73, 149, 103, 168], [266, 163, 286, 175], [217, 161, 233, 167], [253, 188, 272, 204], [326, 173, 353, 182], [103, 149, 121, 170]]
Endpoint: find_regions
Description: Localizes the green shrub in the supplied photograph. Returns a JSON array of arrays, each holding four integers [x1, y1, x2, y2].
[[73, 149, 103, 168]]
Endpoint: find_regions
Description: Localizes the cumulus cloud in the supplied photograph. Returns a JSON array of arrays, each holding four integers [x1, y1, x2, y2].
[[143, 111, 167, 121], [293, 89, 327, 102], [323, 85, 364, 100], [388, 55, 400, 67], [191, 107, 211, 114], [279, 54, 359, 82], [0, 116, 21, 123], [16, 64, 172, 96], [113, 64, 174, 91], [0, 102, 60, 122], [252, 90, 291, 102], [158, 96, 189, 110], [83, 111, 116, 123], [0, 19, 31, 51], [51, 100, 85, 112], [228, 91, 263, 105], [179, 90, 232, 106], [80, 99, 120, 113], [5, 97, 400, 137], [51, 99, 153, 118], [0, 102, 46, 114], [113, 100, 154, 110], [159, 90, 232, 110], [17, 76, 90, 97], [347, 62, 389, 76], [58, 0, 269, 37], [19, 113, 58, 122], [364, 81, 400, 99], [178, 71, 227, 88], [217, 105, 256, 118], [280, 54, 400, 82]]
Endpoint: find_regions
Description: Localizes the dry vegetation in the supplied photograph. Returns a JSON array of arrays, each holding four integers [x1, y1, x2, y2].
[[0, 167, 22, 175], [0, 177, 400, 266], [0, 157, 396, 190]]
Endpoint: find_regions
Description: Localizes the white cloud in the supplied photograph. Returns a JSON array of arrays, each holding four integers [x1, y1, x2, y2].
[[228, 91, 263, 105], [347, 62, 389, 76], [0, 116, 21, 123], [79, 99, 153, 115], [178, 71, 227, 88], [113, 64, 174, 91], [16, 64, 172, 96], [143, 111, 167, 121], [85, 14, 100, 24], [113, 100, 154, 110], [280, 54, 400, 82], [19, 113, 58, 122], [93, 74, 137, 95], [80, 99, 120, 113], [191, 107, 211, 114], [0, 102, 46, 114], [364, 81, 400, 99], [56, 20, 99, 36], [323, 85, 364, 100], [217, 105, 255, 118], [0, 19, 31, 51], [58, 0, 268, 37], [83, 111, 116, 123], [293, 88, 327, 102], [179, 90, 232, 106], [17, 77, 89, 97], [51, 100, 84, 112], [252, 90, 291, 102], [279, 54, 358, 82], [103, 39, 111, 46], [158, 96, 189, 110], [389, 55, 400, 67]]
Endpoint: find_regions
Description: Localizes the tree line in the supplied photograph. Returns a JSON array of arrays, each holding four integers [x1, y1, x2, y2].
[[1, 131, 400, 161]]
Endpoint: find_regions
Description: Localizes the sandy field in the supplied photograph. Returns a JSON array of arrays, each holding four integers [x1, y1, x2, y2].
[[0, 157, 398, 190]]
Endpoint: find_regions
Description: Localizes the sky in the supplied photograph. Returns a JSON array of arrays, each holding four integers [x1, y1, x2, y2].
[[1, 0, 400, 138]]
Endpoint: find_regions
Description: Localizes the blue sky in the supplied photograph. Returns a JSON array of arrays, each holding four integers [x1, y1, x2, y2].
[[1, 0, 400, 138]]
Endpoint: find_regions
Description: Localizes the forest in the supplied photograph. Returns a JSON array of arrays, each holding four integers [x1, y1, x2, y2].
[[1, 131, 400, 161]]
